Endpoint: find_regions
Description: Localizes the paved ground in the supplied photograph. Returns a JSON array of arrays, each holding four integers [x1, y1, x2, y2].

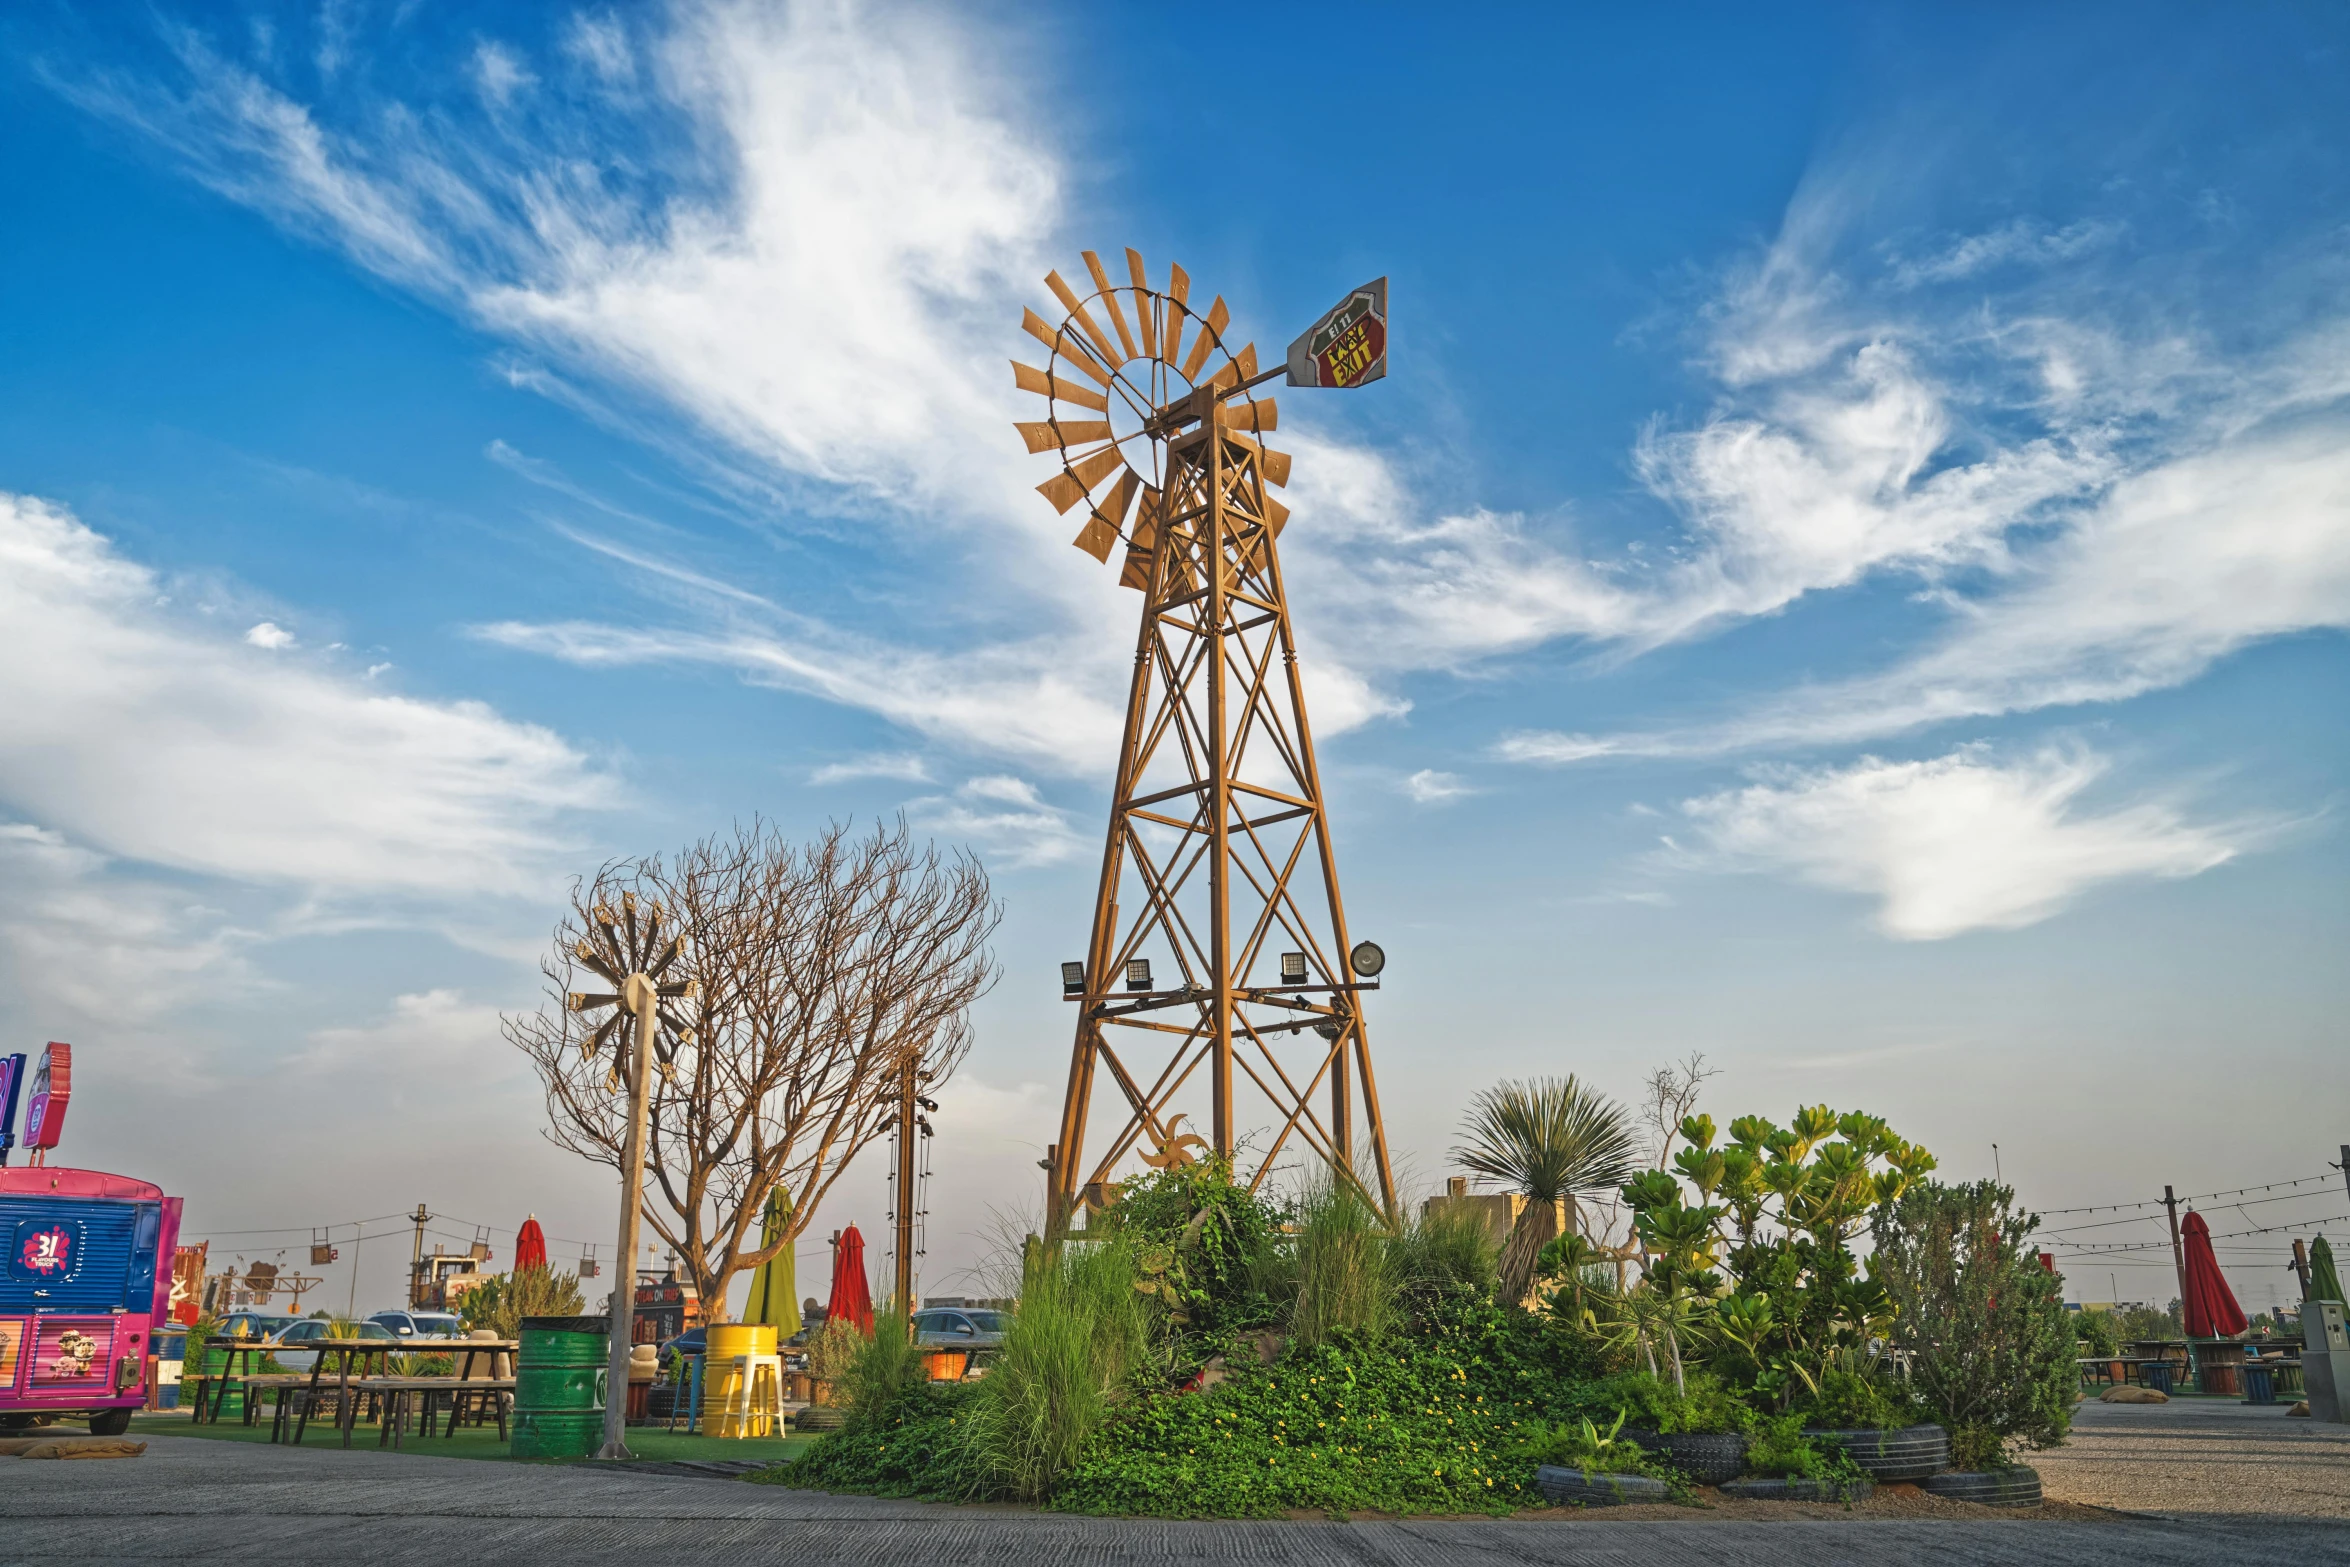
[[4, 1409, 2345, 1566]]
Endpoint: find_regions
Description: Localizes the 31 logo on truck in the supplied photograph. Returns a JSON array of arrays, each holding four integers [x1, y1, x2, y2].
[[13, 1219, 80, 1280]]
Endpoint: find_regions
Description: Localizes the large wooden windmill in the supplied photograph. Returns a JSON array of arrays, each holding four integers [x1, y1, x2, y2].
[[1014, 250, 1394, 1228]]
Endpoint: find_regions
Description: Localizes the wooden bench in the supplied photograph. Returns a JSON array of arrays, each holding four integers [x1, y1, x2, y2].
[[355, 1377, 517, 1448]]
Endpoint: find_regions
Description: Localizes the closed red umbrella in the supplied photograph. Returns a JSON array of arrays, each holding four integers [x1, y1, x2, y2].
[[2180, 1211, 2248, 1338], [515, 1215, 548, 1273], [826, 1224, 875, 1336]]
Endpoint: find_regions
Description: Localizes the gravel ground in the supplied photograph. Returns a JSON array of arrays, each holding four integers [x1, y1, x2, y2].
[[2035, 1396, 2350, 1518]]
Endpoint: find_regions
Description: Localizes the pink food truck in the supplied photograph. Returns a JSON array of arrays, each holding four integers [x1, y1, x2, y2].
[[1, 1044, 181, 1435]]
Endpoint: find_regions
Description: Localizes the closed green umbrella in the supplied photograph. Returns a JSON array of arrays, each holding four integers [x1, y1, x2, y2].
[[2310, 1234, 2344, 1305], [745, 1187, 801, 1339]]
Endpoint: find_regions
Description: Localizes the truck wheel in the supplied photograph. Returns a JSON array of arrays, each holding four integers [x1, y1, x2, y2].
[[89, 1409, 134, 1437]]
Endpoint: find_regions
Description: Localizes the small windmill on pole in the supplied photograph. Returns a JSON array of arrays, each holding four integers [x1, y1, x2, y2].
[[1014, 251, 1394, 1230], [566, 892, 695, 1462]]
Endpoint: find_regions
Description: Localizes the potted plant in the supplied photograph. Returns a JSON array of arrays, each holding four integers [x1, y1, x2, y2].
[[1872, 1179, 2075, 1507], [1530, 1410, 1671, 1506], [1793, 1357, 1948, 1481], [1718, 1411, 1874, 1502]]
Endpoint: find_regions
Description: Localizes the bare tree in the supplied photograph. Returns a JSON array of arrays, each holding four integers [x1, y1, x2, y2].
[[506, 818, 1000, 1319], [1639, 1051, 1720, 1171]]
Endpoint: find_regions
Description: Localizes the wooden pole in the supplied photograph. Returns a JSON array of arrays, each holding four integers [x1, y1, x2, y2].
[[406, 1205, 430, 1310], [1206, 396, 1234, 1162], [2163, 1184, 2187, 1326], [598, 976, 657, 1461], [895, 1059, 917, 1312]]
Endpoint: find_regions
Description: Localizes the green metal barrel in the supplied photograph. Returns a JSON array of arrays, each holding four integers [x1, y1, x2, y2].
[[511, 1315, 608, 1459]]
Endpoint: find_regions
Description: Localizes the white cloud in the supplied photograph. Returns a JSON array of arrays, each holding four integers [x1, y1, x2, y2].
[[1679, 745, 2243, 939], [1889, 218, 2125, 289], [0, 823, 260, 1022], [1401, 769, 1472, 805], [563, 14, 634, 84], [471, 40, 535, 108], [244, 619, 295, 649], [808, 751, 930, 786], [904, 777, 1080, 869], [0, 492, 613, 896]]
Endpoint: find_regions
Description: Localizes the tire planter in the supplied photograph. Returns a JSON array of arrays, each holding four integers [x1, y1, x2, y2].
[[1719, 1476, 1875, 1503], [1533, 1465, 1671, 1507], [1623, 1429, 1747, 1486], [1802, 1423, 1948, 1481], [793, 1405, 847, 1432], [1923, 1467, 2042, 1508]]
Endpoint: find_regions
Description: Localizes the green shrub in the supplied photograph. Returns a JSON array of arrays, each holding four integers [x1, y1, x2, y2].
[[1797, 1364, 1921, 1430], [1871, 1179, 2074, 1452], [1284, 1180, 1400, 1350], [840, 1303, 925, 1424], [1741, 1411, 1837, 1479], [1523, 1409, 1656, 1476], [458, 1266, 585, 1338], [1396, 1199, 1500, 1299], [960, 1232, 1151, 1502], [770, 1380, 979, 1497], [2073, 1309, 2123, 1360], [1108, 1158, 1283, 1343]]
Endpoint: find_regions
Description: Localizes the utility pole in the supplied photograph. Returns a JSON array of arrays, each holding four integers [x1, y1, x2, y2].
[[2293, 1239, 2314, 1300], [407, 1205, 431, 1310], [2163, 1185, 2187, 1319], [894, 1061, 917, 1312]]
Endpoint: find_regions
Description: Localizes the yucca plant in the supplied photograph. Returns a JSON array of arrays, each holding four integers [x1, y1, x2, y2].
[[1454, 1075, 1640, 1305]]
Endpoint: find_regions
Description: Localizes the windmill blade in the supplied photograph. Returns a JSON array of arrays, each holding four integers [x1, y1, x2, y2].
[[1070, 468, 1141, 561], [1118, 545, 1153, 591], [1011, 361, 1110, 412], [1164, 264, 1191, 368], [1125, 248, 1157, 359], [1180, 297, 1230, 381], [1036, 444, 1129, 513], [1073, 513, 1120, 564], [582, 1014, 620, 1061], [1045, 271, 1126, 371], [1083, 251, 1140, 360], [648, 935, 683, 978], [1225, 398, 1277, 432], [1205, 344, 1259, 393], [568, 992, 622, 1012], [1264, 495, 1291, 537], [1130, 486, 1162, 552], [1022, 308, 1113, 388], [1261, 447, 1293, 488], [1013, 418, 1112, 455], [572, 940, 623, 985]]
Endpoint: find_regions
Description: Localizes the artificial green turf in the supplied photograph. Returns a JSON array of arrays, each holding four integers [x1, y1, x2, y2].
[[128, 1411, 810, 1466]]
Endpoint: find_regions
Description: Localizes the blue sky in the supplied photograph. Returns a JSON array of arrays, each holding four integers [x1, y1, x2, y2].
[[3, 2, 2344, 1313]]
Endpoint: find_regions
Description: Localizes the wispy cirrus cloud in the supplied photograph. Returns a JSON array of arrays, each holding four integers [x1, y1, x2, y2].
[[1675, 744, 2246, 939], [0, 492, 613, 897]]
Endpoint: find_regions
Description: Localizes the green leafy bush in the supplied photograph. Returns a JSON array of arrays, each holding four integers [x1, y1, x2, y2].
[[840, 1304, 925, 1423], [1739, 1411, 1857, 1481], [1796, 1363, 1923, 1430], [458, 1266, 585, 1338], [1282, 1180, 1400, 1350], [1524, 1409, 1656, 1476], [1871, 1179, 2074, 1454], [2073, 1309, 2123, 1359], [959, 1232, 1151, 1501]]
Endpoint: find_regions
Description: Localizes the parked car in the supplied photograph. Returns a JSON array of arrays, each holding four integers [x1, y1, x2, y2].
[[268, 1317, 395, 1371], [911, 1307, 1007, 1352], [217, 1310, 296, 1341], [366, 1310, 464, 1340]]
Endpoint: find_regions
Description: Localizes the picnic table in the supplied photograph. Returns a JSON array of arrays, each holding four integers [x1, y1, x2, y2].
[[277, 1338, 518, 1448], [2077, 1354, 2175, 1389]]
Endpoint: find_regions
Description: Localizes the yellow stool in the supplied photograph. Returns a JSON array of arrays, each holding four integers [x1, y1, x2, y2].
[[706, 1324, 781, 1437]]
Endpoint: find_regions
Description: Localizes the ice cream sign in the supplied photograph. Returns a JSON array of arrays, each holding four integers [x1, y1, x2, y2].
[[14, 1220, 80, 1281], [24, 1042, 71, 1153]]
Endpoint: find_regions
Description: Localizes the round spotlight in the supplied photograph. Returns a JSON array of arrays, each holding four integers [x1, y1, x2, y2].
[[1348, 940, 1386, 979]]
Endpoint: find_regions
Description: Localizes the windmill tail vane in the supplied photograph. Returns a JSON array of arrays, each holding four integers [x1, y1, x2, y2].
[[1016, 249, 1394, 1229]]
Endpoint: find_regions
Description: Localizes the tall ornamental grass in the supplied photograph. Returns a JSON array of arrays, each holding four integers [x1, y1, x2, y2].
[[963, 1234, 1149, 1501], [840, 1301, 925, 1422], [1284, 1179, 1400, 1348]]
